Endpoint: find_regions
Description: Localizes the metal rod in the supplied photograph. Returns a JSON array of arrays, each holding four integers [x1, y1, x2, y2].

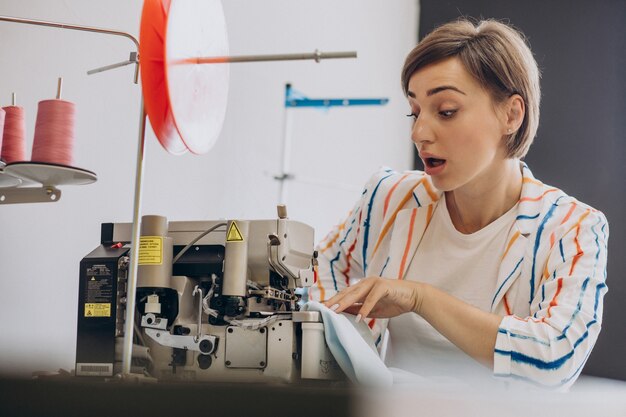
[[188, 50, 357, 65], [193, 285, 203, 341], [133, 59, 140, 85], [278, 85, 294, 204], [0, 14, 140, 84], [121, 99, 147, 376], [11, 93, 16, 106], [87, 59, 136, 76], [0, 15, 139, 50], [56, 77, 63, 99], [87, 52, 138, 76]]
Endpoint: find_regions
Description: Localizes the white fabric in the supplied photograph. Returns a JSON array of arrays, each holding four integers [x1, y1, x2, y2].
[[303, 302, 477, 387], [386, 194, 518, 377]]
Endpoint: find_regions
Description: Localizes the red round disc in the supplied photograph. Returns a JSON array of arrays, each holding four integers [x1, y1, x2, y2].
[[139, 0, 229, 155], [140, 0, 187, 155]]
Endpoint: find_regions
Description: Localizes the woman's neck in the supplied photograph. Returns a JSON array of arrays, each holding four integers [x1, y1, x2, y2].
[[445, 159, 523, 234]]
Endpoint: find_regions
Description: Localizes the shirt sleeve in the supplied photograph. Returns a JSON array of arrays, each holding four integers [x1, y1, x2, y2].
[[494, 206, 609, 389], [307, 173, 380, 303], [306, 169, 397, 347]]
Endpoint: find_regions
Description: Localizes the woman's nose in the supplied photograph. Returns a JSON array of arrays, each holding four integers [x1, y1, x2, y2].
[[411, 115, 434, 146]]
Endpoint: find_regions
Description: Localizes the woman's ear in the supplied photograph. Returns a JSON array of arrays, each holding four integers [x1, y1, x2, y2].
[[505, 94, 525, 133]]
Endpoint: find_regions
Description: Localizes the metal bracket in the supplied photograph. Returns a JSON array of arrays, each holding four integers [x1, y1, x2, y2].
[[141, 314, 218, 355], [267, 236, 296, 283], [88, 52, 139, 76], [249, 287, 296, 303], [0, 187, 61, 204], [144, 328, 218, 355], [141, 313, 168, 330]]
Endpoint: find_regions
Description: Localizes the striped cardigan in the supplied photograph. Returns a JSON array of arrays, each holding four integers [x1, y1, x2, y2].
[[308, 164, 609, 388]]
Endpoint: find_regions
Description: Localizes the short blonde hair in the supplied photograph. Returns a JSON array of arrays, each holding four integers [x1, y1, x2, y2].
[[401, 18, 541, 158]]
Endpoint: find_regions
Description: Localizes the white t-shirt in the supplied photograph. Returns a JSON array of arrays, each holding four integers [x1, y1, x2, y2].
[[385, 194, 518, 379]]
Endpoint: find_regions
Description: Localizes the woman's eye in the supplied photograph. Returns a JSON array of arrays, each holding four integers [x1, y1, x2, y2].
[[406, 112, 419, 121], [439, 109, 457, 118]]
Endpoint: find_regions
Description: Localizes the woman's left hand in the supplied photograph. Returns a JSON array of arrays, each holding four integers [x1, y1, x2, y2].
[[322, 277, 425, 321]]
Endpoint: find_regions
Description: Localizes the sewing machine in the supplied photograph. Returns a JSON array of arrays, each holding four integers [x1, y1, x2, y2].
[[75, 207, 343, 383]]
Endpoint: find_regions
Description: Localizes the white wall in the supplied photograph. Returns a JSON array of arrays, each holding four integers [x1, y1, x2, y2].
[[0, 0, 418, 375]]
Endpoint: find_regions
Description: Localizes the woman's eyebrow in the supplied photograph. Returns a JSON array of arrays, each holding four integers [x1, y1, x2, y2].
[[427, 85, 466, 96], [407, 85, 467, 99]]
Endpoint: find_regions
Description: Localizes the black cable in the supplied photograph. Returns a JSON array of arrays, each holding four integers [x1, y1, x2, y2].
[[172, 222, 228, 264]]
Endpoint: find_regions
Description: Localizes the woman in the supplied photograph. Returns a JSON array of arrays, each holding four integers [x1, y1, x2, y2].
[[308, 18, 609, 388]]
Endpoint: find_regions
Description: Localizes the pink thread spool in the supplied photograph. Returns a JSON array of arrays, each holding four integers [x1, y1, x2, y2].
[[31, 78, 76, 166], [0, 107, 5, 160], [1, 99, 27, 163]]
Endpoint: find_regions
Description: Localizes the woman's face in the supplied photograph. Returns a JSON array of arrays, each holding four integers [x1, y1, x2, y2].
[[407, 57, 511, 193]]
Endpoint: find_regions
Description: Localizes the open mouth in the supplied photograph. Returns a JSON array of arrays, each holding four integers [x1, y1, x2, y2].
[[425, 157, 446, 168]]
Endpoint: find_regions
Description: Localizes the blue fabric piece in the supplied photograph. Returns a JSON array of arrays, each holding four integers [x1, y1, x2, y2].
[[302, 301, 393, 387]]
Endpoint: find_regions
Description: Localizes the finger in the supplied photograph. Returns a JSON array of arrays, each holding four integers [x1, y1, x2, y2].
[[324, 279, 374, 313], [332, 281, 376, 313], [357, 284, 387, 322], [323, 287, 353, 309]]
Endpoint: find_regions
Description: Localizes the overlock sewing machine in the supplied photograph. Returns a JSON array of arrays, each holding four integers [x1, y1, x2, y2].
[[75, 207, 343, 383]]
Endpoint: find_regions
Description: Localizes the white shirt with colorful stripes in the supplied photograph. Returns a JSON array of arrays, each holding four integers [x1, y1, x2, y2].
[[308, 163, 609, 389]]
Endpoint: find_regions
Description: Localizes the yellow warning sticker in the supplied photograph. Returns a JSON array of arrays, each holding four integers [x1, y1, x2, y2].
[[226, 222, 244, 242], [85, 303, 111, 317], [138, 236, 163, 265]]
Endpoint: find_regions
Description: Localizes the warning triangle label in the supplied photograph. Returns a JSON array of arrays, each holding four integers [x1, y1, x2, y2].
[[226, 222, 244, 242]]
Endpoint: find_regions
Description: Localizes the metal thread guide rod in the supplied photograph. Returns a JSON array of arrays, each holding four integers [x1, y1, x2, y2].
[[122, 101, 147, 377], [184, 49, 356, 64], [0, 15, 140, 84]]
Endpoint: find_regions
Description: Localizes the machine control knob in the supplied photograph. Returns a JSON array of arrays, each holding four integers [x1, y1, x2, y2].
[[197, 354, 212, 370], [199, 339, 214, 354]]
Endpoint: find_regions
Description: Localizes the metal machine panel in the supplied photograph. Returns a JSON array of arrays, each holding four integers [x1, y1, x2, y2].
[[225, 326, 268, 369]]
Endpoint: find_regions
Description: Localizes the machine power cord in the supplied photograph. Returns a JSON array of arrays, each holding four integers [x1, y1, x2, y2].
[[172, 222, 228, 264]]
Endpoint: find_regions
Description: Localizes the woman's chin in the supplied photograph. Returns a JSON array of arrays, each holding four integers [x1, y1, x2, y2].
[[430, 175, 455, 192]]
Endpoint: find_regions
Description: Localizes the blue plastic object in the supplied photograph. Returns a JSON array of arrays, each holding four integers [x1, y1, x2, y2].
[[284, 84, 388, 108]]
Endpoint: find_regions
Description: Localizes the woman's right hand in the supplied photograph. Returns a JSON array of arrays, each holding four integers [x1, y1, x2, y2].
[[323, 277, 425, 322]]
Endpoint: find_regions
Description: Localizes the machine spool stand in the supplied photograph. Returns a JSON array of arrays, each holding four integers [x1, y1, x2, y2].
[[0, 12, 357, 379], [276, 84, 389, 205], [0, 14, 145, 377], [0, 16, 132, 204]]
